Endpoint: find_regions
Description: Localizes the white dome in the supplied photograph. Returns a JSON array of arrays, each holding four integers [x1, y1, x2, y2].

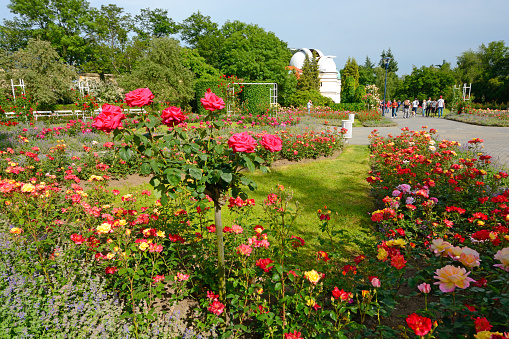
[[289, 48, 324, 69], [318, 56, 337, 73]]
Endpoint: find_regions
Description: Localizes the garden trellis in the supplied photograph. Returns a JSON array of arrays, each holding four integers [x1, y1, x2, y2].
[[226, 82, 278, 115], [10, 78, 25, 103]]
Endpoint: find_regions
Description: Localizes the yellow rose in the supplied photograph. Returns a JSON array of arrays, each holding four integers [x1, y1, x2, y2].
[[21, 183, 35, 193], [304, 270, 321, 284], [377, 248, 388, 261], [97, 223, 112, 234], [9, 227, 23, 235], [157, 230, 165, 238], [106, 253, 115, 260], [306, 298, 315, 307], [139, 242, 149, 251]]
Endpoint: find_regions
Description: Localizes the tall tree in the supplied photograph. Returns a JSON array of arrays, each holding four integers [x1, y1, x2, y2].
[[219, 21, 291, 82], [379, 48, 399, 73], [359, 56, 376, 86], [397, 63, 455, 100], [134, 8, 178, 40], [3, 0, 95, 66], [1, 39, 76, 105], [119, 37, 194, 106], [87, 4, 139, 74], [297, 51, 320, 92], [179, 11, 222, 69]]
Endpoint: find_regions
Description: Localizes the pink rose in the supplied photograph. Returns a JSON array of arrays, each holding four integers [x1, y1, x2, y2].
[[200, 88, 225, 112], [228, 132, 258, 153], [125, 88, 154, 107], [161, 106, 186, 127], [261, 134, 282, 152], [92, 104, 126, 133]]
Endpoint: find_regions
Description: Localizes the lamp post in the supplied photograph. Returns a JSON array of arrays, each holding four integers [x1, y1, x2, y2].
[[382, 57, 391, 117]]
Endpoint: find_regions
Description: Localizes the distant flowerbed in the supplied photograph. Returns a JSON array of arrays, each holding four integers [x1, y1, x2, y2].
[[447, 109, 509, 127]]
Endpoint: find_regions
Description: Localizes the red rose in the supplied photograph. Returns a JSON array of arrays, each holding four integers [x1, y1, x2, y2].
[[261, 134, 282, 152], [125, 88, 154, 107], [208, 300, 225, 315], [406, 313, 432, 336], [161, 106, 186, 127], [474, 317, 492, 333], [105, 266, 118, 274], [228, 132, 258, 153], [200, 88, 225, 112], [92, 104, 126, 133]]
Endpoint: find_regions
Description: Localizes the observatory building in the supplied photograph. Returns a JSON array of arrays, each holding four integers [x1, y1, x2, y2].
[[289, 48, 341, 103]]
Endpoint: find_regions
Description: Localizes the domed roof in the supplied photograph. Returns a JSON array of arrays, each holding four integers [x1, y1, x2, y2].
[[318, 56, 337, 73], [289, 48, 324, 69]]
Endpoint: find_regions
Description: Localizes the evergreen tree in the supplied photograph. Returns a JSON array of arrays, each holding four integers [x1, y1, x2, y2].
[[359, 56, 376, 85], [297, 51, 320, 91], [341, 57, 360, 102], [379, 48, 399, 73]]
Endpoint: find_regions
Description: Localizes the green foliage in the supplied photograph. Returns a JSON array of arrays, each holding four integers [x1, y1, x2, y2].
[[241, 83, 272, 115], [342, 77, 356, 103], [298, 52, 320, 92], [341, 57, 360, 88], [359, 56, 376, 86], [219, 21, 291, 83], [341, 58, 364, 103], [3, 0, 94, 65], [378, 48, 398, 73], [134, 8, 178, 39], [290, 90, 334, 107], [397, 63, 455, 101], [181, 48, 221, 81], [194, 79, 222, 115], [1, 39, 76, 106], [327, 103, 365, 111], [119, 37, 195, 106]]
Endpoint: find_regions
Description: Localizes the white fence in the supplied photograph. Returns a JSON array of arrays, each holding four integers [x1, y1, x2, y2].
[[3, 108, 147, 121]]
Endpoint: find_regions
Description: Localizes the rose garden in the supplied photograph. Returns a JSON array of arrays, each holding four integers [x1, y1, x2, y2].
[[0, 84, 508, 339]]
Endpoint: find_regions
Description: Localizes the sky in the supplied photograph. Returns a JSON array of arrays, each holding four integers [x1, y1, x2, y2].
[[2, 0, 509, 75]]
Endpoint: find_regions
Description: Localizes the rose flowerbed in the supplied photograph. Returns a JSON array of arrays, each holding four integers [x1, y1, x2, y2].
[[365, 127, 509, 337], [3, 87, 508, 338]]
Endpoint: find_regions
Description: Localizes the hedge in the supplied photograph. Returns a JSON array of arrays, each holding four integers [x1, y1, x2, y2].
[[327, 103, 365, 111], [240, 84, 272, 115]]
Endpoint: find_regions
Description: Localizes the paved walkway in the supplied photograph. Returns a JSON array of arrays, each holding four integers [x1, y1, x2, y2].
[[347, 116, 509, 170]]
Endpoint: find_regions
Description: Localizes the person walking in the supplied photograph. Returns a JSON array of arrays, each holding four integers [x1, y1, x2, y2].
[[412, 98, 419, 118], [385, 100, 391, 116], [307, 100, 312, 114], [422, 98, 427, 117], [431, 99, 437, 117], [437, 95, 445, 118], [426, 97, 432, 117], [392, 99, 398, 118], [403, 99, 410, 119]]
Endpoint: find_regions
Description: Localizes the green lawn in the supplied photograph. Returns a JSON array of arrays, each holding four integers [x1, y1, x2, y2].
[[106, 144, 375, 267]]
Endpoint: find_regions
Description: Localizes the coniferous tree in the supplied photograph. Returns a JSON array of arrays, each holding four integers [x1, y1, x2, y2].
[[297, 51, 320, 91], [379, 48, 399, 73]]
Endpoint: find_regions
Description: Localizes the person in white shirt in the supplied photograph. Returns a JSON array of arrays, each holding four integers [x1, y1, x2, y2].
[[421, 99, 427, 117], [437, 96, 445, 118], [412, 98, 419, 118], [307, 100, 312, 114]]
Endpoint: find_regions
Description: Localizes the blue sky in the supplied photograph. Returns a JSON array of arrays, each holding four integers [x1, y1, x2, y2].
[[2, 0, 508, 75]]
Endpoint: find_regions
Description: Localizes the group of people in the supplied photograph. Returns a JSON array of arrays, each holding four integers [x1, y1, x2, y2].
[[381, 97, 445, 119]]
